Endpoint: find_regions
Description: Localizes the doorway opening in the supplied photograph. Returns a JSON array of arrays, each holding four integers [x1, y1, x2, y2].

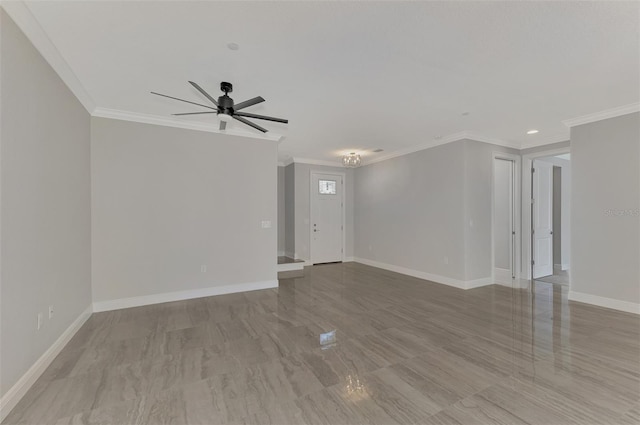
[[523, 149, 571, 286], [532, 154, 571, 285]]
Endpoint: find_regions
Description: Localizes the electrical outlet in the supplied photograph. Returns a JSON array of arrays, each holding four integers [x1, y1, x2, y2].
[[37, 313, 43, 330], [261, 220, 272, 229], [49, 305, 54, 319], [200, 265, 207, 273]]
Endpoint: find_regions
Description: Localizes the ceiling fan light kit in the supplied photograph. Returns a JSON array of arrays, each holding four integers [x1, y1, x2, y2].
[[151, 81, 288, 133], [218, 113, 232, 123]]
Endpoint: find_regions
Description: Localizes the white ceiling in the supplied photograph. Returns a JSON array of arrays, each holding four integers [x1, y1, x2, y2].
[[10, 1, 640, 164]]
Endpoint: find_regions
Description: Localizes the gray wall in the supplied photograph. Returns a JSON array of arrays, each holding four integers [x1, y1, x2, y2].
[[277, 166, 285, 255], [571, 112, 640, 304], [0, 11, 92, 397], [293, 163, 354, 261], [91, 117, 277, 303], [354, 139, 519, 282], [284, 164, 295, 257], [355, 141, 467, 280]]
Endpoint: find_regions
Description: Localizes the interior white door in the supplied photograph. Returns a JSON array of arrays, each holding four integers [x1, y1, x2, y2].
[[532, 161, 553, 278], [310, 172, 343, 264], [493, 158, 515, 283]]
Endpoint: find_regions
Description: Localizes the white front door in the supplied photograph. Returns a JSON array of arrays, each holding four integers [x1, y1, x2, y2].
[[310, 172, 344, 264], [533, 161, 553, 278]]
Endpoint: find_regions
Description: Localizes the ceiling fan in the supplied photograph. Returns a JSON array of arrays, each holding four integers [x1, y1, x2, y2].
[[151, 81, 288, 133]]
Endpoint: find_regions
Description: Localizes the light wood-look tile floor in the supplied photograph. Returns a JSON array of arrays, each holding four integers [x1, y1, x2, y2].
[[4, 262, 639, 424]]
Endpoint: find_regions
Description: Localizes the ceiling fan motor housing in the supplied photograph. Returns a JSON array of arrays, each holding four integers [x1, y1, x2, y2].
[[217, 94, 234, 114]]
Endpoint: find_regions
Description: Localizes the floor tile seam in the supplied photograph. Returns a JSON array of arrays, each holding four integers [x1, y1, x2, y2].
[[499, 374, 637, 422], [507, 364, 640, 410], [553, 347, 640, 377], [426, 374, 518, 419], [379, 362, 499, 411], [446, 381, 537, 425]]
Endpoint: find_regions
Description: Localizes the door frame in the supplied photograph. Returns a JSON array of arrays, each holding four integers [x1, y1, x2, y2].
[[309, 170, 346, 264], [521, 147, 570, 283], [491, 152, 521, 285]]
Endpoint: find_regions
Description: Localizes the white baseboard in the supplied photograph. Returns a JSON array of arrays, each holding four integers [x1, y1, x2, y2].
[[554, 263, 570, 271], [466, 277, 495, 289], [0, 305, 93, 422], [284, 251, 295, 259], [277, 262, 304, 272], [568, 291, 640, 314], [344, 257, 355, 262], [494, 267, 513, 286], [277, 251, 285, 257], [353, 257, 493, 290], [92, 280, 278, 312]]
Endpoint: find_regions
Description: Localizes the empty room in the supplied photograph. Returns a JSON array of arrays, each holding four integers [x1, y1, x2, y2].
[[1, 1, 639, 424]]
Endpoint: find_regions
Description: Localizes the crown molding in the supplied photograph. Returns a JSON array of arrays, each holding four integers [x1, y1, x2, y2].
[[462, 132, 521, 150], [562, 102, 640, 128], [363, 131, 517, 166], [291, 157, 343, 167], [93, 107, 283, 142], [520, 133, 570, 150], [1, 1, 96, 113], [363, 133, 466, 166]]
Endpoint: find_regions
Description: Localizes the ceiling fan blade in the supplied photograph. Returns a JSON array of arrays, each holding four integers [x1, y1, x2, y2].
[[233, 115, 267, 133], [188, 81, 219, 106], [233, 96, 265, 111], [172, 111, 217, 116], [234, 111, 288, 124], [220, 121, 227, 131], [151, 92, 217, 110]]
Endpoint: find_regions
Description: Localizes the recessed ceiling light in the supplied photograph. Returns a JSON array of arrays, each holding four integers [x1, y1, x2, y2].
[[372, 148, 384, 153], [462, 112, 470, 116], [227, 43, 239, 51], [527, 129, 539, 135]]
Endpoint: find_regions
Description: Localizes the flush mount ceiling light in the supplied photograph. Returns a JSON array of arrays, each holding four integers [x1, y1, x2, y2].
[[342, 153, 361, 167], [227, 42, 239, 51], [527, 129, 539, 135]]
